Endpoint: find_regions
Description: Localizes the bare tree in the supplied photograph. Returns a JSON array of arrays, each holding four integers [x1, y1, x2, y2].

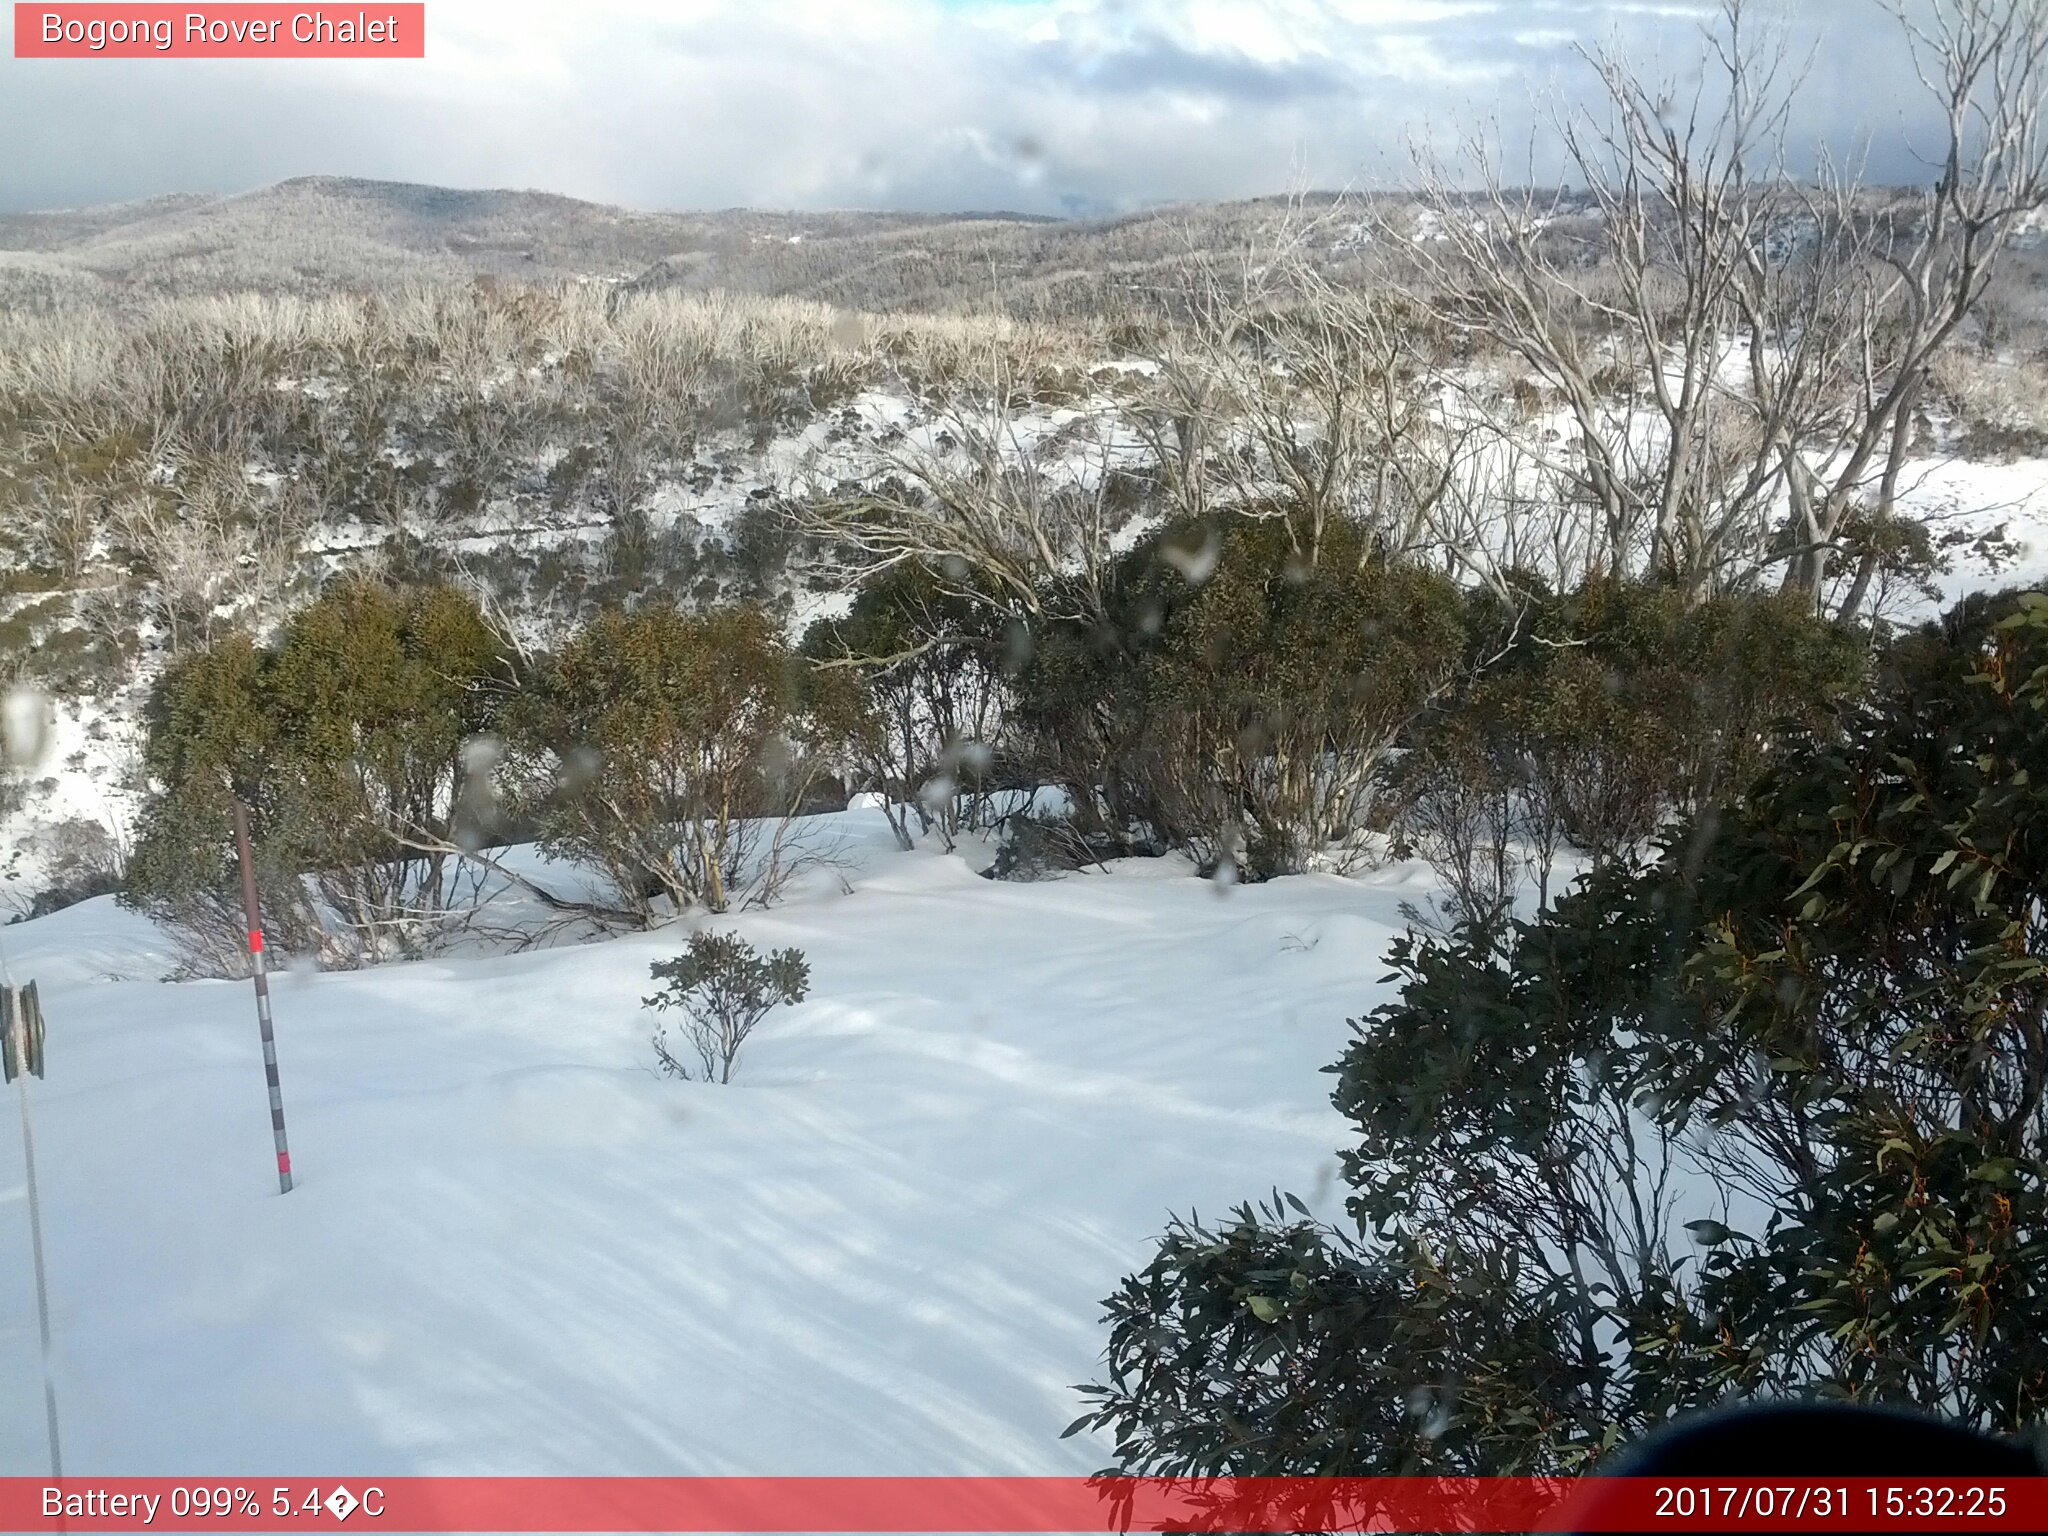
[[1397, 0, 2048, 612], [1165, 223, 1444, 569], [112, 484, 254, 655], [795, 352, 1131, 622], [1163, 219, 1554, 594], [17, 480, 101, 581], [1804, 0, 2048, 612], [594, 304, 712, 516]]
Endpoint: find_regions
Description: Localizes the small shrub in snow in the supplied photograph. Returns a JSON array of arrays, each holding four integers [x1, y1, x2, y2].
[[13, 816, 129, 921], [645, 930, 809, 1084]]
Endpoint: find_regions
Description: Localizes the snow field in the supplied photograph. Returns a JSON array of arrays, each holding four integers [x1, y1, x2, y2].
[[0, 814, 1426, 1474]]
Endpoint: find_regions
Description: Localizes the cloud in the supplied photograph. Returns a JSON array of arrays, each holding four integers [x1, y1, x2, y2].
[[0, 0, 1953, 216], [1019, 31, 1361, 106]]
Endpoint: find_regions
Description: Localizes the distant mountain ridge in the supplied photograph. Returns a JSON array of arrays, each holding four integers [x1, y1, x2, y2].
[[0, 175, 1079, 307], [12, 175, 2044, 323], [0, 175, 1342, 318]]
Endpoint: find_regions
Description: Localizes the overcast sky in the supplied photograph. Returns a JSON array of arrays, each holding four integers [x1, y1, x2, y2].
[[0, 0, 1950, 216]]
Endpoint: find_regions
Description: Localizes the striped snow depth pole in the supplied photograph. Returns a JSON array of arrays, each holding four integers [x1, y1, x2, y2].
[[232, 800, 295, 1195]]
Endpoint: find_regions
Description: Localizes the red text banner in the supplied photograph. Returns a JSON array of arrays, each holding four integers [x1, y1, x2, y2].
[[13, 5, 425, 58], [2, 1476, 2046, 1532]]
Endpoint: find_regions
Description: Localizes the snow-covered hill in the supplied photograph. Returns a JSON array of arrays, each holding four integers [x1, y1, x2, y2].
[[0, 814, 1430, 1474]]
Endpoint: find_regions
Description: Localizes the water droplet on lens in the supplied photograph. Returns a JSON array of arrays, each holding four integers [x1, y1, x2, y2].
[[2, 688, 51, 770]]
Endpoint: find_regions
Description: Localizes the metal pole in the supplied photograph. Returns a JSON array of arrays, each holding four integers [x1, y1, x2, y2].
[[16, 1066, 62, 1476], [233, 801, 294, 1194]]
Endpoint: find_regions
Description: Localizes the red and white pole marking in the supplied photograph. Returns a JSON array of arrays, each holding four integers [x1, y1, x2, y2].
[[232, 801, 294, 1195]]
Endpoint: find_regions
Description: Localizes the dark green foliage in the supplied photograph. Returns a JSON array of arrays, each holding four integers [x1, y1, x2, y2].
[[645, 930, 810, 1084], [731, 500, 801, 601], [1074, 1197, 1439, 1475], [1080, 590, 2048, 1474], [511, 604, 840, 919], [123, 577, 512, 971], [811, 528, 1859, 897], [1661, 592, 2048, 1423], [378, 529, 459, 586], [1014, 513, 1467, 876], [801, 561, 1011, 849], [591, 505, 702, 606], [1496, 579, 1865, 851], [1394, 580, 1866, 925], [546, 442, 600, 512]]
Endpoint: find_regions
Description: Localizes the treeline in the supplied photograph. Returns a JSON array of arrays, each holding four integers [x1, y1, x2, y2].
[[121, 502, 1869, 973], [0, 283, 1101, 695]]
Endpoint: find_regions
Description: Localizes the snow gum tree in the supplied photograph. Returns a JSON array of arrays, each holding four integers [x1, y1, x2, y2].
[[1399, 0, 2048, 614]]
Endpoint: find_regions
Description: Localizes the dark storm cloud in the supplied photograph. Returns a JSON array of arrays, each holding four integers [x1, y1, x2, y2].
[[0, 1, 1963, 218]]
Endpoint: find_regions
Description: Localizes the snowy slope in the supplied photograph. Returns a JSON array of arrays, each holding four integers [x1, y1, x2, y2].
[[1901, 453, 2048, 612], [0, 815, 1431, 1475]]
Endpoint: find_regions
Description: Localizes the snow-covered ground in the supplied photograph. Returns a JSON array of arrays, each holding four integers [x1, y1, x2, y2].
[[6, 349, 2048, 1479], [0, 814, 1432, 1475], [1902, 452, 2048, 612]]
